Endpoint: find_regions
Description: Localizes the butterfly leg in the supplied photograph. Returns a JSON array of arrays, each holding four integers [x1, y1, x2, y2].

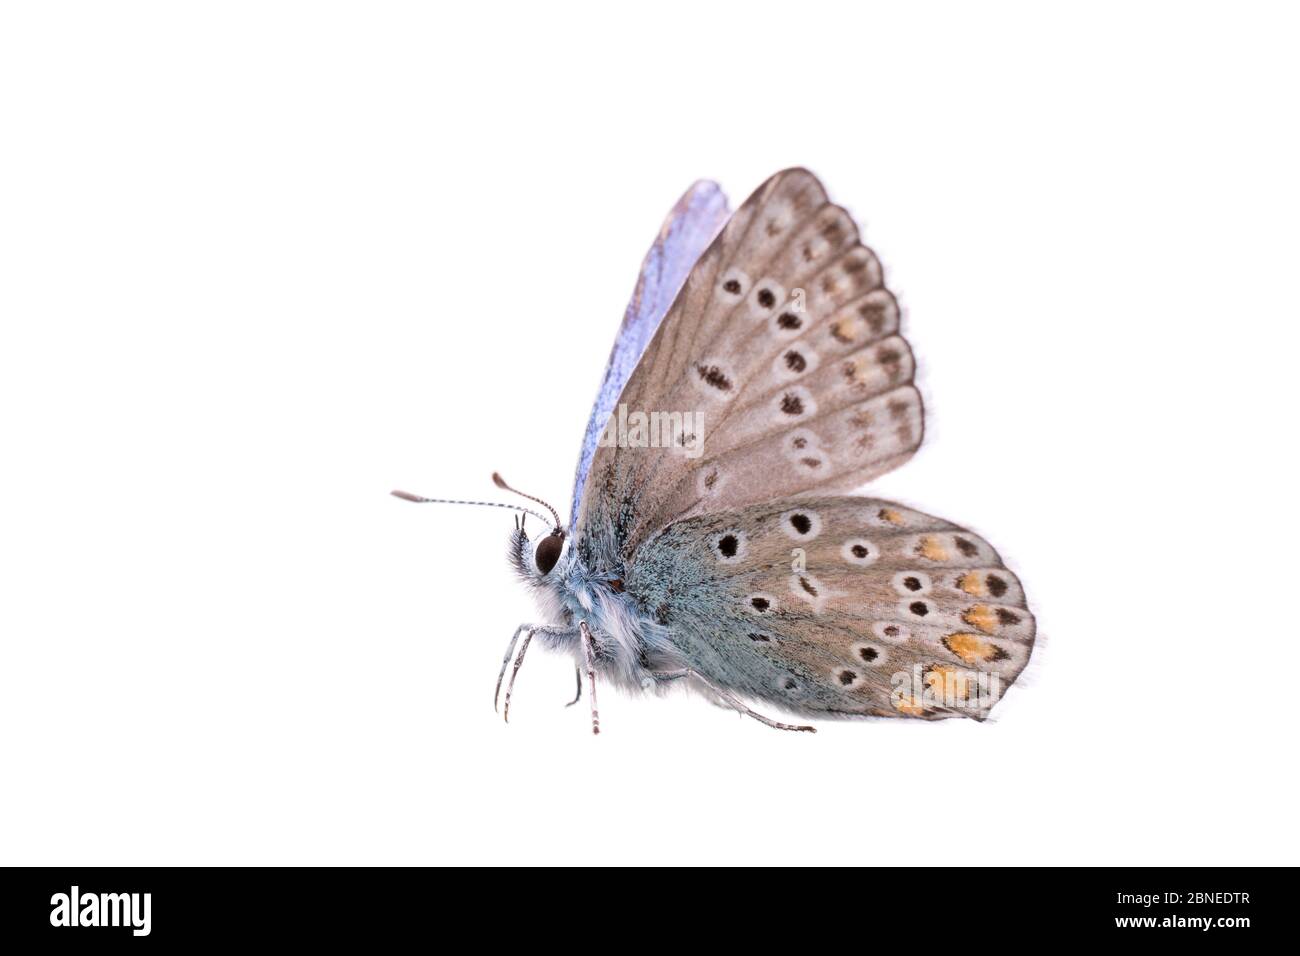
[[495, 624, 583, 724], [653, 669, 816, 734], [578, 621, 600, 736], [494, 623, 534, 713], [564, 666, 582, 707], [501, 628, 536, 723]]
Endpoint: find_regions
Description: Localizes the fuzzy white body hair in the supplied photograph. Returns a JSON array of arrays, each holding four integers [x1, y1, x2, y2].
[[508, 526, 684, 695]]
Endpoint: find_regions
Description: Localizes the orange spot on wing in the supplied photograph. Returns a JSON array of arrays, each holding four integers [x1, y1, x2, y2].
[[918, 536, 949, 561], [892, 694, 926, 716], [831, 317, 864, 344], [942, 632, 1007, 665], [925, 665, 970, 701], [957, 572, 985, 596], [962, 604, 998, 634], [879, 508, 904, 525]]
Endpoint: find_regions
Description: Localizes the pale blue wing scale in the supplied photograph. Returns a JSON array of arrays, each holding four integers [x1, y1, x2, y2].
[[568, 181, 730, 529]]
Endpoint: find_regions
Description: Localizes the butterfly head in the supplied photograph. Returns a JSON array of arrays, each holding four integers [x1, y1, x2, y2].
[[490, 472, 571, 583], [390, 472, 568, 583], [508, 516, 568, 582]]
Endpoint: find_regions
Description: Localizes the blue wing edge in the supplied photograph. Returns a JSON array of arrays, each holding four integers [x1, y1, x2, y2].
[[567, 180, 731, 529]]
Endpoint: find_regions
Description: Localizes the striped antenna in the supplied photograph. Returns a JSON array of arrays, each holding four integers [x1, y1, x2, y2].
[[390, 489, 550, 526], [491, 473, 563, 531]]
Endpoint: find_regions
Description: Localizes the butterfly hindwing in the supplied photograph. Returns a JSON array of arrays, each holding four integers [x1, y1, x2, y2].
[[576, 169, 922, 564], [624, 496, 1034, 719]]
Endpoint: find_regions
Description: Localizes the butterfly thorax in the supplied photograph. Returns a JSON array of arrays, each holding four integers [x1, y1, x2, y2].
[[508, 525, 684, 692]]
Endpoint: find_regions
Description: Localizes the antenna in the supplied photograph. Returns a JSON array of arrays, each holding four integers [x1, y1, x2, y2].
[[389, 490, 551, 526], [491, 473, 563, 531]]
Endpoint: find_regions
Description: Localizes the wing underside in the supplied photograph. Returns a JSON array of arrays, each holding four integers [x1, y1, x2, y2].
[[575, 169, 924, 566], [625, 496, 1035, 719]]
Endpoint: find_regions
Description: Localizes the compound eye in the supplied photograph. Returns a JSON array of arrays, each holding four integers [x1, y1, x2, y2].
[[534, 533, 564, 575]]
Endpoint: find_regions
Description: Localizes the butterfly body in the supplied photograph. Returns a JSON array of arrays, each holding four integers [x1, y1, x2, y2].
[[510, 516, 705, 699]]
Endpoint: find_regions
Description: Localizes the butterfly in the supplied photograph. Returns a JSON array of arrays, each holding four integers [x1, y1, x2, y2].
[[396, 168, 1035, 734]]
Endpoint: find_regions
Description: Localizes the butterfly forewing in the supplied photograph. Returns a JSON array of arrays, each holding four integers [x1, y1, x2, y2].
[[576, 169, 923, 562]]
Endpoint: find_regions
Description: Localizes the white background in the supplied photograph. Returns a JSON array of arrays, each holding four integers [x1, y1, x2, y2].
[[2, 2, 1296, 866]]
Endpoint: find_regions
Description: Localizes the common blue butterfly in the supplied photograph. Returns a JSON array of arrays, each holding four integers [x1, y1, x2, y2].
[[396, 169, 1035, 733]]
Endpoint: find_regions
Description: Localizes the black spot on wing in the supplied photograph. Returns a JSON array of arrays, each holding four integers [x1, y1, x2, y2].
[[696, 364, 733, 392]]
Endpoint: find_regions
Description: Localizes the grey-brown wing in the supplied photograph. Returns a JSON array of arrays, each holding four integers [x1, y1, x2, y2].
[[576, 169, 921, 569], [625, 496, 1034, 719]]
